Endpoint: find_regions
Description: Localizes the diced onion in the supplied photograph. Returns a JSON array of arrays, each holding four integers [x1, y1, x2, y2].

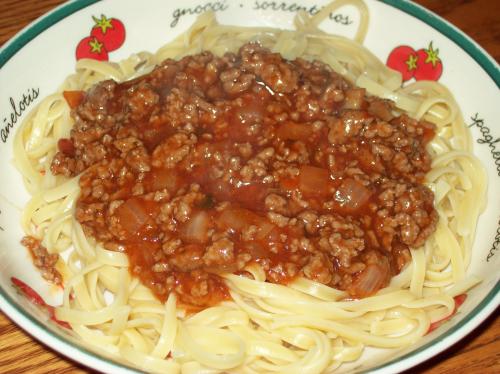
[[334, 178, 371, 213], [350, 264, 386, 298], [115, 198, 150, 234], [181, 211, 211, 244]]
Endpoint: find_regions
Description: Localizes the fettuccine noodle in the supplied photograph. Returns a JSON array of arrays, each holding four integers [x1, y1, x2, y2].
[[14, 1, 486, 373]]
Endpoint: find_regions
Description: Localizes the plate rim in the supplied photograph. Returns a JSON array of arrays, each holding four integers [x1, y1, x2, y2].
[[0, 1, 498, 373], [382, 0, 499, 86]]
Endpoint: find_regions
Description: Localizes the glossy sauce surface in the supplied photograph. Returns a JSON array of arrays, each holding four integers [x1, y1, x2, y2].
[[51, 43, 437, 307]]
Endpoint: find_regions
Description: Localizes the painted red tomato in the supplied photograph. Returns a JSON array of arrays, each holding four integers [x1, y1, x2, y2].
[[90, 15, 126, 52], [414, 42, 443, 81], [386, 45, 418, 82], [11, 277, 71, 329], [75, 36, 109, 61], [427, 294, 467, 334]]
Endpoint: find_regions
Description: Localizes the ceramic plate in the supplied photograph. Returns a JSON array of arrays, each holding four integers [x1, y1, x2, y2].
[[0, 1, 498, 373]]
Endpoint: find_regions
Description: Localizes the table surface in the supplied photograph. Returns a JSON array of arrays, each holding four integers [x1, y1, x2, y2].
[[0, 0, 498, 373]]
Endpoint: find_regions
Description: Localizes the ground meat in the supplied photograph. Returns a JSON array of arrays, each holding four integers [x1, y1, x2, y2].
[[21, 236, 62, 285], [302, 253, 333, 284], [203, 238, 235, 267], [50, 43, 437, 307]]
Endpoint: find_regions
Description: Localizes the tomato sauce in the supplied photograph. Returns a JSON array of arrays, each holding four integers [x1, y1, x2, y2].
[[52, 43, 438, 307]]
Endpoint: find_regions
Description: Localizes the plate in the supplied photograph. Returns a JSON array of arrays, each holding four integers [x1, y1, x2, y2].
[[0, 1, 498, 373]]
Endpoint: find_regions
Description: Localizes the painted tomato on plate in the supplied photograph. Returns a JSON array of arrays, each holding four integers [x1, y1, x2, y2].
[[90, 14, 126, 52], [386, 42, 443, 82], [414, 42, 443, 81], [75, 36, 109, 61], [386, 45, 418, 82]]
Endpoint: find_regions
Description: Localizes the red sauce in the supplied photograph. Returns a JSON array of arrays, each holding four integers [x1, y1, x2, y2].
[[52, 43, 437, 308]]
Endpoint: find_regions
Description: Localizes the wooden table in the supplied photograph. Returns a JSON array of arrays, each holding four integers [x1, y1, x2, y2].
[[0, 0, 498, 373]]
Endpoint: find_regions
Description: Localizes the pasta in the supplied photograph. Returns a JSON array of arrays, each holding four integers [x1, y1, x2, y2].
[[13, 1, 487, 373]]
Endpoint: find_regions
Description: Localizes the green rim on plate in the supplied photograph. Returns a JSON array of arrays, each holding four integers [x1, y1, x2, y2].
[[383, 0, 499, 86], [0, 0, 98, 68], [0, 0, 498, 373]]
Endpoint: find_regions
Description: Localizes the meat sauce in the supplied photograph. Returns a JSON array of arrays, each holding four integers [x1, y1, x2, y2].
[[50, 43, 437, 307]]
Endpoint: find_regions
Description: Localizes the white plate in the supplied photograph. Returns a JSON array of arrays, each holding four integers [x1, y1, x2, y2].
[[0, 1, 498, 373]]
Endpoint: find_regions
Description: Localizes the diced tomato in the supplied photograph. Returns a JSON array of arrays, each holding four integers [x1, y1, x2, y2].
[[298, 165, 332, 196], [421, 122, 436, 145], [232, 183, 269, 209], [284, 224, 304, 239], [356, 145, 384, 173], [276, 122, 313, 140], [63, 90, 84, 109], [279, 176, 299, 191], [57, 138, 75, 157]]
